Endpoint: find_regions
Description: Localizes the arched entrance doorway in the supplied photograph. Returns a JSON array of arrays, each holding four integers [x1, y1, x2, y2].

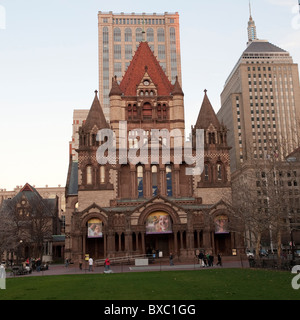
[[85, 218, 105, 260], [145, 211, 174, 257], [213, 214, 232, 255]]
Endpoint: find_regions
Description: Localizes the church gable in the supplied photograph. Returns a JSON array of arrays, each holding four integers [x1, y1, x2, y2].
[[120, 42, 173, 96]]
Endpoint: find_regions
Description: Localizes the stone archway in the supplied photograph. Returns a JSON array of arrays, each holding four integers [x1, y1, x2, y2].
[[138, 203, 181, 257], [81, 212, 108, 260], [210, 210, 232, 255]]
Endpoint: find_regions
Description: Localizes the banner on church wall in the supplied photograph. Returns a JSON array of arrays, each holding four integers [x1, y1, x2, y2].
[[214, 215, 229, 234], [146, 212, 173, 235], [88, 219, 103, 238]]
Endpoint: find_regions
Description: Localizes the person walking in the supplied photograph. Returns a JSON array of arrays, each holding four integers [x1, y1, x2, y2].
[[88, 257, 94, 272], [216, 253, 222, 267], [169, 252, 174, 266]]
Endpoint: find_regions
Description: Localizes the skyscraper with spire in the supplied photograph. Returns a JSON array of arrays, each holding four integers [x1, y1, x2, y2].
[[217, 6, 300, 172], [247, 1, 257, 44]]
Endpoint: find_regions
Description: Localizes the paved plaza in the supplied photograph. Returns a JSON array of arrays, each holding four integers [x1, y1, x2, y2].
[[7, 258, 250, 278]]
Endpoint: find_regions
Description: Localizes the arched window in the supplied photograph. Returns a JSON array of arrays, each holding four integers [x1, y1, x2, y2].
[[136, 28, 143, 42], [125, 28, 132, 42], [157, 104, 162, 119], [166, 165, 173, 197], [147, 28, 154, 42], [114, 27, 121, 42], [91, 134, 97, 146], [209, 132, 216, 144], [137, 166, 144, 198], [143, 102, 152, 119], [128, 104, 132, 119], [152, 165, 158, 196], [100, 166, 105, 184], [133, 104, 137, 119], [217, 163, 223, 181], [87, 166, 93, 185], [163, 104, 167, 119], [157, 28, 165, 42], [204, 164, 210, 182]]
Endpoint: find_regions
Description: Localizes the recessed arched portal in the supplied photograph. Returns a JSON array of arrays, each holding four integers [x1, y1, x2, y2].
[[81, 211, 108, 261], [85, 218, 105, 259], [213, 214, 232, 255], [145, 211, 174, 257]]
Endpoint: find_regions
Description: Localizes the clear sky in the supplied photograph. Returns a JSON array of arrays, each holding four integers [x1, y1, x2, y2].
[[0, 0, 299, 190]]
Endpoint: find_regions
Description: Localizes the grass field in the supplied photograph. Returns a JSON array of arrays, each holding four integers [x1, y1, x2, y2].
[[0, 269, 299, 300]]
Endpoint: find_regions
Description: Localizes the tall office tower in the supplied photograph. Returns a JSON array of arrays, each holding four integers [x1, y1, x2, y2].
[[218, 18, 300, 172], [98, 11, 182, 121]]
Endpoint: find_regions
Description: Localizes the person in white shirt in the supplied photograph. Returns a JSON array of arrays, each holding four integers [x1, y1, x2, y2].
[[88, 257, 94, 272]]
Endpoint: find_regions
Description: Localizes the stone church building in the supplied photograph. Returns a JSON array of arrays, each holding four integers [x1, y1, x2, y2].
[[65, 42, 244, 262]]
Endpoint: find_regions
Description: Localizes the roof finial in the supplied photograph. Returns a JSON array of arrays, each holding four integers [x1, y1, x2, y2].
[[142, 16, 146, 42], [249, 0, 252, 18], [95, 90, 98, 96], [204, 89, 207, 95]]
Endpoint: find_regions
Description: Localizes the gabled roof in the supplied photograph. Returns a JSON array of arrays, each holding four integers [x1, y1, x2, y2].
[[83, 91, 109, 132], [1, 183, 57, 217], [119, 42, 174, 96], [195, 90, 220, 130]]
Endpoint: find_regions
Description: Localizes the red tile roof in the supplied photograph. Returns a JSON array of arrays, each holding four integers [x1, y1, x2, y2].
[[120, 42, 174, 96]]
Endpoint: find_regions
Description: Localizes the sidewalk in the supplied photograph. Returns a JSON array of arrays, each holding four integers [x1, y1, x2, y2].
[[7, 258, 249, 278]]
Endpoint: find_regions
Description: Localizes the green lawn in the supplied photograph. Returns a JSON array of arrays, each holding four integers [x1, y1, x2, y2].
[[0, 269, 299, 300]]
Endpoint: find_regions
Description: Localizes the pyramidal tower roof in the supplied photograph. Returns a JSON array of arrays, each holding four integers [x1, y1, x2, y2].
[[119, 42, 174, 96], [195, 90, 220, 129], [83, 90, 109, 131]]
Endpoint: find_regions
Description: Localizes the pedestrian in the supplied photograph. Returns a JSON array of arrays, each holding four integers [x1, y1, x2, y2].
[[79, 258, 83, 270], [36, 258, 41, 272], [216, 253, 222, 267], [169, 252, 174, 266], [209, 253, 214, 267], [203, 254, 208, 267], [65, 258, 69, 268], [104, 258, 111, 272], [206, 253, 211, 267], [88, 257, 94, 272], [198, 251, 204, 267]]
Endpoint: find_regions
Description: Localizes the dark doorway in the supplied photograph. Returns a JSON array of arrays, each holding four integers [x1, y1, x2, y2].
[[145, 234, 172, 257], [214, 233, 231, 255], [86, 237, 104, 259]]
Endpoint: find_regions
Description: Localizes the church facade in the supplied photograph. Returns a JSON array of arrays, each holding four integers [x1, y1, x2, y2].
[[65, 42, 244, 263]]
